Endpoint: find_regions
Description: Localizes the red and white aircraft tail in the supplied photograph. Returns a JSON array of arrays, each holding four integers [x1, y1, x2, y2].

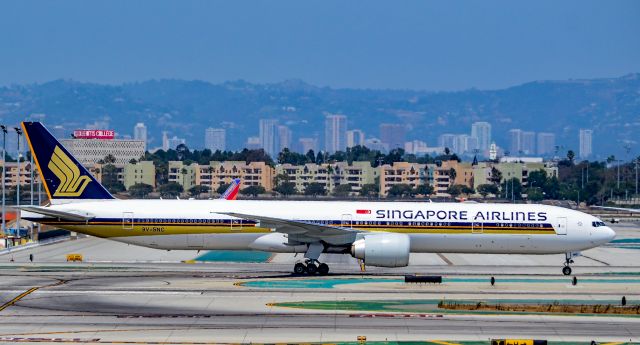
[[220, 178, 241, 200]]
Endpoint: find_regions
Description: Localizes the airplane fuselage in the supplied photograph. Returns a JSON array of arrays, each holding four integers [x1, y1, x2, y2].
[[23, 200, 615, 255]]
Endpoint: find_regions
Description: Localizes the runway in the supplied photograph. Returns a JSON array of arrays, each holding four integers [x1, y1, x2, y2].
[[0, 222, 639, 343]]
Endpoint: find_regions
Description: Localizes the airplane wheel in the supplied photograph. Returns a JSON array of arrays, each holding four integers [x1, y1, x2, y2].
[[562, 266, 572, 276], [318, 263, 329, 276], [306, 263, 318, 275], [294, 263, 307, 275]]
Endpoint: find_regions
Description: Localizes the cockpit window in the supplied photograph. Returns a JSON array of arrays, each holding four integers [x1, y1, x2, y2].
[[592, 221, 606, 227]]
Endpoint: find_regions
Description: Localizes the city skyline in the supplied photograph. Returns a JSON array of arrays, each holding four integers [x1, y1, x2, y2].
[[62, 117, 598, 161]]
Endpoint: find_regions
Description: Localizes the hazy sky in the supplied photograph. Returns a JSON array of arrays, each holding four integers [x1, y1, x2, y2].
[[1, 1, 639, 90]]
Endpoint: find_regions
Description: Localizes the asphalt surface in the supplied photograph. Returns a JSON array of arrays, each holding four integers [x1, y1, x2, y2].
[[0, 222, 638, 343]]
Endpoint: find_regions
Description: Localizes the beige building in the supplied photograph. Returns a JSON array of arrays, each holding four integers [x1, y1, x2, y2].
[[379, 162, 433, 197], [195, 161, 274, 192], [473, 161, 558, 190], [1, 161, 36, 187], [168, 161, 199, 191], [123, 161, 155, 189], [276, 161, 377, 195]]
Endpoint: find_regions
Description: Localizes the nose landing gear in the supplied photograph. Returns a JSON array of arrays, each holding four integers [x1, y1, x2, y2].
[[562, 252, 577, 275]]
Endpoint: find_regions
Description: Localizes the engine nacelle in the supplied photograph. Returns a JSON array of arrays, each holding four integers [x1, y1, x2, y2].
[[350, 233, 410, 267]]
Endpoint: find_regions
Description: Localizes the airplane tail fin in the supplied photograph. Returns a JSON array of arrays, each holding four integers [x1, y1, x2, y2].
[[220, 178, 241, 200], [21, 122, 114, 202]]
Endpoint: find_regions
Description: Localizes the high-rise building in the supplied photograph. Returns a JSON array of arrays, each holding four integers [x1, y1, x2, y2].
[[508, 129, 523, 155], [134, 123, 147, 144], [579, 129, 593, 159], [277, 125, 292, 152], [205, 127, 226, 152], [489, 142, 498, 160], [537, 132, 556, 156], [471, 122, 492, 152], [346, 129, 365, 148], [379, 124, 405, 150], [324, 114, 347, 153], [522, 131, 536, 155], [168, 136, 186, 150], [259, 119, 279, 157], [453, 134, 477, 155], [162, 131, 169, 151], [438, 134, 456, 150]]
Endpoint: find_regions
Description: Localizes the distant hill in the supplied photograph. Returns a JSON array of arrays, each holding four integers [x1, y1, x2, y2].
[[0, 74, 639, 158]]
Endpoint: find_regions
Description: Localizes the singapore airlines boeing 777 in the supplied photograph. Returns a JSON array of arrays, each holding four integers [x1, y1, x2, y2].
[[20, 122, 615, 275]]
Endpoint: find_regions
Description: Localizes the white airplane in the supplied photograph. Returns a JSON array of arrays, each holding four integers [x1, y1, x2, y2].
[[20, 122, 615, 276]]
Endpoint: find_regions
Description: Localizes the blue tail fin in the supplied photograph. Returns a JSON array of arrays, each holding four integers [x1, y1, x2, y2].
[[21, 122, 114, 201]]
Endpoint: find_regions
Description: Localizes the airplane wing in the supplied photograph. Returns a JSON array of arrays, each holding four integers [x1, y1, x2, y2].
[[218, 212, 359, 245], [590, 206, 640, 213], [19, 206, 95, 221]]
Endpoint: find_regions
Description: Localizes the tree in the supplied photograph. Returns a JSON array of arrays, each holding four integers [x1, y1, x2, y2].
[[333, 184, 352, 197], [304, 182, 327, 196], [477, 184, 499, 198], [526, 187, 544, 201], [277, 148, 309, 165], [447, 184, 465, 197], [413, 184, 434, 197], [566, 150, 576, 163], [128, 183, 153, 198], [359, 183, 378, 197], [158, 182, 183, 198], [501, 177, 523, 200], [387, 184, 413, 198], [274, 173, 297, 196], [448, 168, 457, 181], [489, 167, 502, 185], [305, 149, 315, 163], [103, 154, 116, 164], [189, 185, 210, 197], [101, 163, 124, 193], [527, 169, 548, 189], [240, 185, 266, 197]]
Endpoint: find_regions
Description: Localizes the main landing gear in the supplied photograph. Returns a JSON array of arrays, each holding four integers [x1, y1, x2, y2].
[[293, 259, 329, 276], [562, 252, 575, 276]]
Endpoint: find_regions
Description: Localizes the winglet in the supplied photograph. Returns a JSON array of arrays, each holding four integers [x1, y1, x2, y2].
[[220, 178, 241, 200], [21, 122, 114, 201]]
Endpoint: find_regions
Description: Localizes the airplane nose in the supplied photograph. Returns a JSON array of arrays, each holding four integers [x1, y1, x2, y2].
[[605, 227, 616, 242]]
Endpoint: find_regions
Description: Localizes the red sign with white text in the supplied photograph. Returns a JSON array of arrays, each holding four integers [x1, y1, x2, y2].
[[73, 130, 115, 139]]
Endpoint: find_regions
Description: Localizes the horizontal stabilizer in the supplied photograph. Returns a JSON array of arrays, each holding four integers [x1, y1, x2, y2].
[[19, 206, 95, 221]]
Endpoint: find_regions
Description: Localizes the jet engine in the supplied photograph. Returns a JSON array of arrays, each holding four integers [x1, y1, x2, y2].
[[350, 233, 410, 267]]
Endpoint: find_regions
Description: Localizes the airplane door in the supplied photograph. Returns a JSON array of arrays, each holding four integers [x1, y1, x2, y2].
[[472, 221, 483, 234], [556, 217, 567, 235], [122, 212, 134, 230], [341, 214, 353, 229], [230, 217, 243, 231]]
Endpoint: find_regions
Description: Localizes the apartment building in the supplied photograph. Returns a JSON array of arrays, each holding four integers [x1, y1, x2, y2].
[[276, 161, 377, 195], [473, 161, 558, 190], [123, 161, 156, 189], [379, 162, 434, 197], [1, 161, 36, 187], [196, 161, 274, 192]]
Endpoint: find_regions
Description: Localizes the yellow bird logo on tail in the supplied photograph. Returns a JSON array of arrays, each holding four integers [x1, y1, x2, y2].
[[48, 146, 92, 197]]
